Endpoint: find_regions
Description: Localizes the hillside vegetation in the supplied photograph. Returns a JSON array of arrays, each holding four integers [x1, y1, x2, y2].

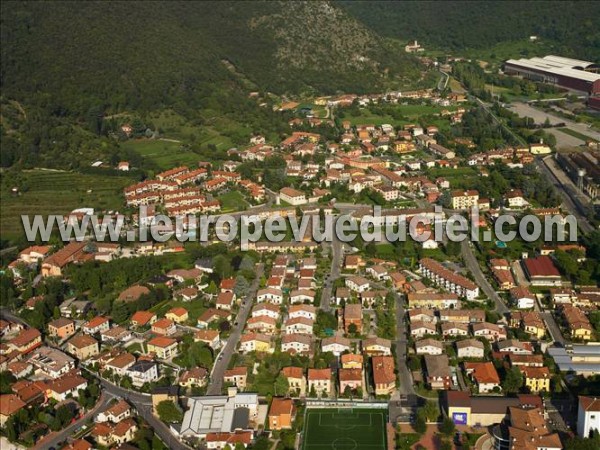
[[338, 1, 600, 61], [0, 1, 420, 169]]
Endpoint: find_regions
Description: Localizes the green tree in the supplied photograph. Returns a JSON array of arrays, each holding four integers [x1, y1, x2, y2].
[[414, 415, 427, 434], [440, 416, 455, 437], [502, 367, 523, 393], [274, 373, 289, 396]]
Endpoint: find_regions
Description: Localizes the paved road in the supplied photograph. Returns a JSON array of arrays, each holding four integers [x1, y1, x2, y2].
[[540, 312, 567, 346], [32, 391, 114, 450], [437, 71, 450, 91], [394, 293, 415, 398], [460, 240, 509, 315], [207, 263, 264, 395], [96, 376, 191, 450], [536, 157, 594, 234], [320, 235, 343, 312]]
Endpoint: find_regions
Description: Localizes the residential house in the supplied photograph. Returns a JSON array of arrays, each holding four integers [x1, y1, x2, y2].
[[456, 339, 485, 359], [345, 276, 370, 293], [308, 368, 332, 397], [46, 373, 88, 401], [268, 398, 295, 430], [179, 367, 208, 388], [82, 316, 110, 335], [510, 286, 536, 309], [519, 367, 551, 393], [321, 336, 351, 356], [66, 334, 99, 360], [344, 304, 362, 334], [127, 360, 159, 387], [131, 311, 157, 328], [464, 362, 501, 393], [281, 367, 306, 396], [257, 288, 284, 305], [472, 322, 507, 341], [283, 317, 314, 335], [416, 338, 444, 355], [151, 318, 177, 336], [424, 355, 451, 390], [411, 320, 438, 338], [48, 318, 76, 340], [147, 336, 178, 359], [194, 330, 221, 349], [339, 368, 363, 394], [441, 322, 469, 338], [239, 333, 273, 354], [362, 337, 392, 356], [577, 396, 600, 438], [372, 356, 396, 396], [281, 334, 312, 355], [166, 307, 189, 323]]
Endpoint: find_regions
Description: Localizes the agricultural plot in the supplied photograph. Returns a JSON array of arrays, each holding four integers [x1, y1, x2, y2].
[[1, 169, 135, 240]]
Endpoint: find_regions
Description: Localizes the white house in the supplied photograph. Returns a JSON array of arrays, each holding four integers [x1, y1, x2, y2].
[[345, 276, 370, 293], [578, 396, 600, 438], [283, 317, 313, 335], [456, 339, 485, 359], [251, 303, 280, 320], [257, 288, 283, 305], [415, 339, 444, 355], [289, 290, 315, 304], [410, 321, 437, 338], [510, 287, 536, 309], [126, 360, 159, 387], [279, 187, 307, 206], [288, 304, 317, 321], [366, 265, 388, 281], [281, 334, 312, 355], [321, 336, 351, 357]]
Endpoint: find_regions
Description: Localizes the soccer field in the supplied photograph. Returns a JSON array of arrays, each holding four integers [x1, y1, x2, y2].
[[302, 408, 387, 450]]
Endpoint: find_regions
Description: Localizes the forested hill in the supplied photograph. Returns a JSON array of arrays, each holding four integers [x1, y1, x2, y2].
[[0, 1, 419, 117], [337, 1, 600, 61]]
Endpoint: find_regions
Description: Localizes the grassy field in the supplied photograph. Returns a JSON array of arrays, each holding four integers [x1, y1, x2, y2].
[[1, 169, 135, 240], [119, 139, 202, 170], [557, 127, 598, 143], [149, 110, 235, 149], [302, 408, 387, 450], [217, 190, 249, 213]]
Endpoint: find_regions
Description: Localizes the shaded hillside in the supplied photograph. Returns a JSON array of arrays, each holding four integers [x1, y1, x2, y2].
[[338, 1, 600, 61], [1, 1, 420, 117]]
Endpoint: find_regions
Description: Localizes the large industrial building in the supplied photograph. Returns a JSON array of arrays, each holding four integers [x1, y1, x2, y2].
[[504, 55, 600, 95]]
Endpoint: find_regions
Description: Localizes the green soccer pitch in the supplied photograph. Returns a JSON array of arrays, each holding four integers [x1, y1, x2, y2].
[[301, 408, 388, 450]]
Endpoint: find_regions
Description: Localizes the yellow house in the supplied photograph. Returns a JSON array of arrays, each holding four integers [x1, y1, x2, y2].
[[524, 323, 546, 339], [520, 367, 551, 393], [165, 307, 189, 324], [239, 333, 273, 354], [147, 336, 178, 359], [255, 339, 273, 353], [341, 354, 363, 369], [572, 326, 593, 341]]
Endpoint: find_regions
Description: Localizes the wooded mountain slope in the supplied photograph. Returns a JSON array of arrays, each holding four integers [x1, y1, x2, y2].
[[338, 1, 600, 61]]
